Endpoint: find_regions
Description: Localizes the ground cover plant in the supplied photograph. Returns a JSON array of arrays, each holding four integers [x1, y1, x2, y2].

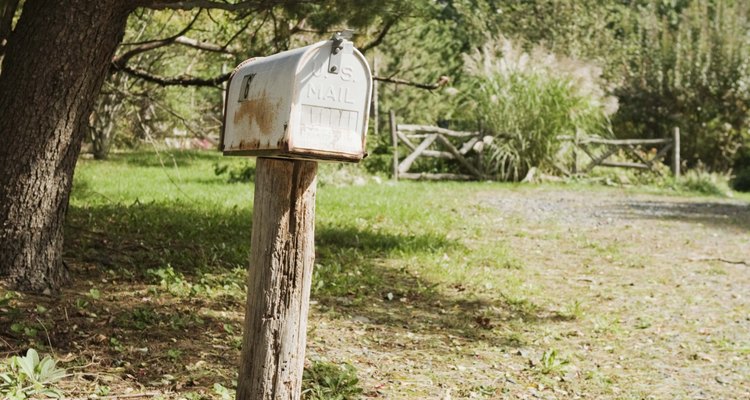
[[1, 149, 749, 399]]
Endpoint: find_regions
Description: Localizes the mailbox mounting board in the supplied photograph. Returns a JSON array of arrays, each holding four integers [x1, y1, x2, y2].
[[221, 39, 372, 162]]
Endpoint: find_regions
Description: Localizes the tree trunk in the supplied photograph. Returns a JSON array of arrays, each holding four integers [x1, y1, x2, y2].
[[0, 0, 19, 57], [0, 0, 131, 293]]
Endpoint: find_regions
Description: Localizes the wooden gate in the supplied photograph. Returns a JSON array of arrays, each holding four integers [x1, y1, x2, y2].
[[389, 111, 485, 181], [558, 127, 681, 177]]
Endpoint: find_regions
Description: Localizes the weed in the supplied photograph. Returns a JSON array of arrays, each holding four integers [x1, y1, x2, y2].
[[87, 288, 101, 300], [10, 323, 37, 339], [109, 337, 124, 352], [634, 317, 652, 330], [0, 349, 66, 399], [129, 306, 159, 330], [0, 291, 14, 307], [167, 349, 182, 361], [593, 316, 622, 335], [214, 160, 255, 183], [560, 300, 585, 320], [302, 361, 363, 400], [212, 383, 234, 400], [537, 349, 569, 376]]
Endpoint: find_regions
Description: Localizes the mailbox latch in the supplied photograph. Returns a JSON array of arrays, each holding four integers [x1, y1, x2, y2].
[[328, 30, 353, 74]]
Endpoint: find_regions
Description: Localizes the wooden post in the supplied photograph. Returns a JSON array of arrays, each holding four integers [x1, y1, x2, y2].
[[572, 130, 579, 175], [673, 127, 681, 178], [389, 110, 398, 181], [236, 157, 318, 400]]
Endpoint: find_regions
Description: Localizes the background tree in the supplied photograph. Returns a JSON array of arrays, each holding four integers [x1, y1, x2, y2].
[[0, 0, 419, 294]]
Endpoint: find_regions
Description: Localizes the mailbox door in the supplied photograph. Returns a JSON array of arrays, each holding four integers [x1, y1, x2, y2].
[[290, 43, 371, 159], [222, 48, 305, 153]]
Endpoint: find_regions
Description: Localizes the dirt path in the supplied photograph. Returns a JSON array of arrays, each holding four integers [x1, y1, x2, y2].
[[310, 186, 750, 399], [481, 187, 750, 399]]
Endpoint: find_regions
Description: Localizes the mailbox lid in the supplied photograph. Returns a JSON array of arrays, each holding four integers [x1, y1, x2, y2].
[[288, 41, 371, 159], [222, 46, 309, 153]]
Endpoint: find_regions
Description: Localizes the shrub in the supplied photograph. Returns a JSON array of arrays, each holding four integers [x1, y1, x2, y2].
[[676, 169, 731, 197], [731, 167, 750, 192], [614, 0, 750, 171], [455, 38, 614, 181], [214, 161, 255, 183]]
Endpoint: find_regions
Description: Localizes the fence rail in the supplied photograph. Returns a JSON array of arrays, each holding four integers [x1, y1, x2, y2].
[[558, 127, 681, 177], [389, 109, 682, 181], [389, 111, 484, 181]]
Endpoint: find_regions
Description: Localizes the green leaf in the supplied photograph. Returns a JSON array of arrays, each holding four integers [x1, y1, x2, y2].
[[18, 350, 38, 381]]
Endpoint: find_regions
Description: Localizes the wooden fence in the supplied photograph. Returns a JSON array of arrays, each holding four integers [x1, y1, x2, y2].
[[389, 109, 682, 181], [558, 127, 681, 177], [389, 111, 485, 181]]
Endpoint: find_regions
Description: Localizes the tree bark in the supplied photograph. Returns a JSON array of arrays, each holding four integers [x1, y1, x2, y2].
[[0, 0, 19, 56], [0, 0, 131, 293], [237, 158, 317, 400]]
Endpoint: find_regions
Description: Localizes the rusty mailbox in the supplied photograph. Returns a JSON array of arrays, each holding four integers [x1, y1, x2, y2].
[[221, 35, 372, 162]]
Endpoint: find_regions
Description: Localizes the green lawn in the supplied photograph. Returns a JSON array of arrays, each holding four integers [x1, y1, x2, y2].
[[1, 149, 748, 399]]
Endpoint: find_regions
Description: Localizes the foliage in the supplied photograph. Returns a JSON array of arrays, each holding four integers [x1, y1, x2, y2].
[[614, 0, 750, 171], [730, 167, 750, 192], [0, 349, 66, 399], [214, 161, 256, 183], [731, 146, 750, 192], [455, 38, 614, 180], [537, 348, 569, 376], [302, 361, 363, 400], [673, 169, 732, 197]]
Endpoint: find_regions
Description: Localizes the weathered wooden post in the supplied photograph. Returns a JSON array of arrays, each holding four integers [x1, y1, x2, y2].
[[389, 110, 399, 180], [220, 32, 372, 400], [673, 127, 681, 178]]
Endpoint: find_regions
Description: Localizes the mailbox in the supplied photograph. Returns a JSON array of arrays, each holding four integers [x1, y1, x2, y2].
[[221, 35, 372, 162]]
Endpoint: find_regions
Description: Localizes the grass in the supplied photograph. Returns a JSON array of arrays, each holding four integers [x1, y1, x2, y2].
[[1, 149, 749, 399]]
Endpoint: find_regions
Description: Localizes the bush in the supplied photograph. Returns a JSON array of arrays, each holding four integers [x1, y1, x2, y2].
[[675, 169, 731, 197], [731, 146, 750, 192], [730, 168, 750, 192], [614, 0, 750, 171], [214, 161, 255, 183], [455, 38, 614, 181]]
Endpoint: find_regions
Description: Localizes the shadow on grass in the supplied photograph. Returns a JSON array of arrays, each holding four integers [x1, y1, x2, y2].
[[63, 199, 556, 345]]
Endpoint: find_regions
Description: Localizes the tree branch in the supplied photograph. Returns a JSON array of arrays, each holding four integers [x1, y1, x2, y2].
[[360, 18, 397, 55], [143, 0, 305, 12], [116, 65, 230, 88], [174, 36, 233, 53], [374, 75, 450, 91], [113, 10, 203, 68], [121, 9, 200, 46]]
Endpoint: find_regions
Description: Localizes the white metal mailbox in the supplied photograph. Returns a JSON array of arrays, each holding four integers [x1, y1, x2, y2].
[[221, 35, 372, 162]]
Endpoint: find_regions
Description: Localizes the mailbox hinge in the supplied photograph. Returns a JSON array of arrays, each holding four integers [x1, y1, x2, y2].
[[328, 30, 354, 74]]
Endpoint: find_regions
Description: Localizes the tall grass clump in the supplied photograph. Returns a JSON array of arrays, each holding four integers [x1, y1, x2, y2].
[[455, 37, 616, 181]]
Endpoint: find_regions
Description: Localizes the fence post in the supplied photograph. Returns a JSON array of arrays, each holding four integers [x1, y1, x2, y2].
[[389, 110, 399, 181], [673, 127, 681, 178], [236, 158, 317, 400], [572, 130, 579, 175]]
